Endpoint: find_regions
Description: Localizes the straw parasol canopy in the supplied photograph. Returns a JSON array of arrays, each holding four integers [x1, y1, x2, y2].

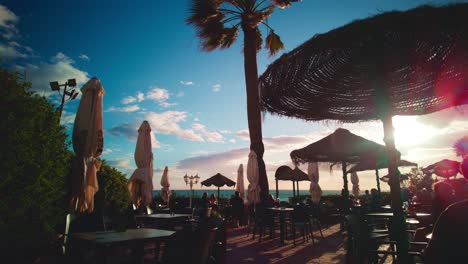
[[259, 4, 468, 258], [308, 162, 322, 204], [247, 150, 261, 205], [69, 77, 105, 213], [259, 4, 468, 122], [160, 166, 170, 205], [348, 158, 417, 195], [201, 173, 236, 198], [236, 164, 245, 201], [128, 121, 154, 208], [274, 165, 310, 198], [423, 159, 461, 178], [348, 159, 417, 173], [290, 128, 398, 197]]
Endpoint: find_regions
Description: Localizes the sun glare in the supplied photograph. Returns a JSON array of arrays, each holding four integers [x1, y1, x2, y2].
[[393, 116, 439, 147]]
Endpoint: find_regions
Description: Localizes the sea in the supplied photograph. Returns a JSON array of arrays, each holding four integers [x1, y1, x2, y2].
[[152, 189, 341, 201]]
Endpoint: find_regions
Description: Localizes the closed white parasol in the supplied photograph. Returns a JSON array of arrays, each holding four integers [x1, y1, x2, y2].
[[160, 166, 170, 205], [247, 151, 260, 205], [70, 77, 105, 213], [128, 121, 154, 207], [351, 171, 360, 199], [308, 162, 322, 204], [236, 164, 245, 201]]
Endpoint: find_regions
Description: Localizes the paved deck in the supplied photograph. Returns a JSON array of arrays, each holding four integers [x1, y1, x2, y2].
[[226, 224, 346, 264]]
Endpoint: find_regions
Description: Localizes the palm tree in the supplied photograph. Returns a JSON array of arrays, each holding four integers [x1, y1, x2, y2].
[[187, 0, 299, 200]]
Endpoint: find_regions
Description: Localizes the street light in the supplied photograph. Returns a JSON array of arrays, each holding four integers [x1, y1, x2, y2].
[[49, 78, 78, 124], [184, 173, 200, 208]]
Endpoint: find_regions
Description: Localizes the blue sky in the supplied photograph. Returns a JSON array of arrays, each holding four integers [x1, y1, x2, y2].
[[1, 0, 467, 192]]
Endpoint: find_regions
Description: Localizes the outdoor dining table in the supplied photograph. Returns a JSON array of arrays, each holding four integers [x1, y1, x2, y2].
[[136, 214, 192, 230], [69, 228, 175, 263], [366, 212, 431, 218], [267, 207, 294, 245]]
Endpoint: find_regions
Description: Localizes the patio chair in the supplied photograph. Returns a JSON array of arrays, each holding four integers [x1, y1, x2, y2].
[[252, 206, 276, 242], [287, 205, 313, 246], [163, 227, 218, 264]]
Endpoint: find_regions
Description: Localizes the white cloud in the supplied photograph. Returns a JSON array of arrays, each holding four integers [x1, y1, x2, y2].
[[180, 81, 194, 85], [192, 123, 224, 143], [176, 91, 185, 97], [121, 96, 136, 104], [136, 92, 145, 102], [102, 148, 113, 155], [229, 139, 236, 144], [0, 5, 19, 39], [0, 43, 26, 58], [160, 102, 177, 108], [146, 111, 204, 142], [78, 54, 90, 60], [107, 159, 132, 175], [220, 130, 232, 134], [146, 87, 176, 108], [236, 130, 250, 141], [194, 118, 200, 122], [107, 122, 160, 149], [212, 84, 221, 92], [106, 105, 140, 112], [147, 87, 170, 102], [59, 110, 76, 125], [21, 52, 89, 97]]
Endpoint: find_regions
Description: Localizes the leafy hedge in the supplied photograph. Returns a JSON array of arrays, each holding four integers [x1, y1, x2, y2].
[[0, 69, 71, 261]]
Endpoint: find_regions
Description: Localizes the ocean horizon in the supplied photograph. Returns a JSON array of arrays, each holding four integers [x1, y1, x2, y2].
[[152, 189, 341, 201]]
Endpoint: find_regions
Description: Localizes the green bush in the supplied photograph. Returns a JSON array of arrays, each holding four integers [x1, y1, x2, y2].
[[0, 69, 71, 261], [95, 160, 131, 215]]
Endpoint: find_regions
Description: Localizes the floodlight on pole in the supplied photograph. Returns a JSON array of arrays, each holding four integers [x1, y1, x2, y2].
[[49, 78, 77, 124]]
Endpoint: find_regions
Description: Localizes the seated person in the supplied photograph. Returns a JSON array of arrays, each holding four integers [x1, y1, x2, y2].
[[369, 188, 381, 211], [262, 194, 276, 208], [229, 191, 244, 227], [432, 181, 457, 223]]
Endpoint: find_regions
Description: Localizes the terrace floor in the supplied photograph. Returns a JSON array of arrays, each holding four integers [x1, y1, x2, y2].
[[225, 223, 347, 264]]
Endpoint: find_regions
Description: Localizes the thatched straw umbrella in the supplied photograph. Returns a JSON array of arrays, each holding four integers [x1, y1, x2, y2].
[[201, 173, 236, 199], [290, 128, 394, 199], [274, 165, 310, 199], [259, 4, 468, 259], [423, 159, 461, 178], [348, 159, 417, 196]]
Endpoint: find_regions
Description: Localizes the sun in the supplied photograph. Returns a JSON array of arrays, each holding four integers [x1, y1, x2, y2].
[[393, 116, 439, 147]]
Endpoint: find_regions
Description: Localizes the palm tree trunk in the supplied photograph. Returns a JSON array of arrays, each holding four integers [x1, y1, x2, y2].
[[242, 26, 268, 201]]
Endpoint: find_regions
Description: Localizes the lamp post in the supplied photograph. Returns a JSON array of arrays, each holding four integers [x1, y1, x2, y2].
[[49, 78, 78, 124], [184, 174, 200, 208]]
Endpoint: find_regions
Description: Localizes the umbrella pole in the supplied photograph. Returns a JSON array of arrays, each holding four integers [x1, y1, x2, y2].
[[297, 181, 300, 196], [218, 187, 220, 200], [375, 169, 381, 196], [276, 180, 279, 199], [292, 181, 296, 198], [382, 115, 408, 261], [341, 161, 350, 213]]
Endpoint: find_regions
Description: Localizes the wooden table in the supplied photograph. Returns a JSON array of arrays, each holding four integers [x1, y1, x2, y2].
[[69, 228, 175, 263], [365, 212, 430, 218], [136, 214, 192, 229], [267, 207, 294, 245]]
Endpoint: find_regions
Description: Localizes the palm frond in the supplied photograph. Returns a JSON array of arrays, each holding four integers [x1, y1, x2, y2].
[[255, 27, 262, 52], [453, 136, 468, 157], [186, 0, 224, 26], [220, 27, 240, 49], [265, 30, 284, 56], [270, 0, 300, 9]]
